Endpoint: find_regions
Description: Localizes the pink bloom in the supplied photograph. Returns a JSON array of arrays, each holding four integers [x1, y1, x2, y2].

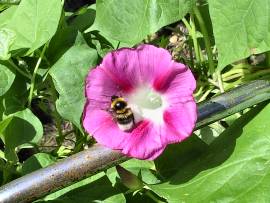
[[83, 45, 197, 160]]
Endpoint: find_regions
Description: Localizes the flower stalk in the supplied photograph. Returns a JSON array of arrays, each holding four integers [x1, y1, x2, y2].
[[182, 17, 201, 64], [28, 44, 47, 107], [193, 6, 215, 74]]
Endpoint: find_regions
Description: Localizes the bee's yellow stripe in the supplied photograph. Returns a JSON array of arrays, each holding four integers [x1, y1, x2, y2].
[[116, 109, 126, 114]]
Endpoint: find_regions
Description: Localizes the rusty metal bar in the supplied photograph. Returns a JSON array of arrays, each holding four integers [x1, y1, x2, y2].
[[196, 79, 270, 128], [0, 145, 128, 203], [0, 80, 270, 203]]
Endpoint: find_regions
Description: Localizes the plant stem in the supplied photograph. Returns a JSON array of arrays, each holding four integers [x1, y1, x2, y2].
[[181, 17, 192, 30], [8, 59, 31, 79], [193, 6, 215, 74], [233, 62, 251, 69], [222, 73, 243, 82], [198, 87, 214, 102], [49, 78, 63, 143], [28, 44, 47, 107], [194, 86, 204, 97], [216, 71, 224, 93], [208, 78, 219, 88], [182, 17, 201, 64], [191, 15, 203, 63], [222, 68, 249, 78], [242, 69, 270, 81], [187, 37, 195, 69]]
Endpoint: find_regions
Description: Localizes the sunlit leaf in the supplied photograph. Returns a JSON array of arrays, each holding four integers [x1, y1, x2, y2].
[[90, 0, 196, 44], [1, 108, 43, 162], [0, 28, 16, 60], [21, 153, 57, 175], [50, 33, 98, 131], [107, 159, 159, 186], [0, 6, 17, 28], [38, 173, 125, 203], [0, 63, 15, 96], [0, 74, 27, 119], [4, 0, 62, 54], [209, 0, 270, 70], [0, 116, 13, 135], [150, 103, 270, 202]]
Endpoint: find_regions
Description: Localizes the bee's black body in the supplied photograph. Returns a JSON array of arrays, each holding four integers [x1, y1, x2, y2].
[[110, 95, 135, 131]]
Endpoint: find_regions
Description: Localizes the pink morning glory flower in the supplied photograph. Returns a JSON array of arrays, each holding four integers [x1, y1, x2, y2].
[[83, 44, 197, 160]]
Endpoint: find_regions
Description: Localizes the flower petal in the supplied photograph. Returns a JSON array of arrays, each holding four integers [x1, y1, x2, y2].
[[153, 62, 186, 91], [83, 44, 197, 160], [100, 45, 174, 92], [136, 44, 174, 85], [85, 67, 121, 110], [165, 66, 196, 102], [83, 103, 130, 149], [154, 62, 196, 101], [162, 100, 197, 144], [121, 120, 166, 160]]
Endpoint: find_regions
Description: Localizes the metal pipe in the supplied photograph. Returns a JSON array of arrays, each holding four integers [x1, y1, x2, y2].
[[0, 80, 270, 203], [0, 145, 128, 203], [196, 80, 270, 128]]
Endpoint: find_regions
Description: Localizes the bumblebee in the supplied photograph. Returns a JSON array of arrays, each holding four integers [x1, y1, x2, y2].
[[110, 95, 135, 131]]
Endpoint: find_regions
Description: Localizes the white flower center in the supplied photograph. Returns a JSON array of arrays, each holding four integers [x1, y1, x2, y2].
[[127, 86, 167, 125]]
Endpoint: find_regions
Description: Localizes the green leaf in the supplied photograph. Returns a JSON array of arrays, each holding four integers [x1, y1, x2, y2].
[[39, 173, 126, 203], [107, 159, 159, 186], [154, 135, 207, 180], [194, 122, 225, 145], [0, 6, 17, 28], [87, 31, 119, 57], [2, 108, 43, 162], [4, 0, 62, 54], [0, 74, 27, 118], [46, 26, 79, 64], [0, 116, 13, 134], [208, 0, 270, 70], [0, 73, 28, 119], [91, 0, 196, 44], [0, 28, 16, 60], [68, 6, 96, 32], [50, 33, 98, 131], [116, 165, 144, 191], [0, 150, 5, 160], [21, 153, 56, 175], [0, 63, 15, 96], [150, 103, 270, 202]]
